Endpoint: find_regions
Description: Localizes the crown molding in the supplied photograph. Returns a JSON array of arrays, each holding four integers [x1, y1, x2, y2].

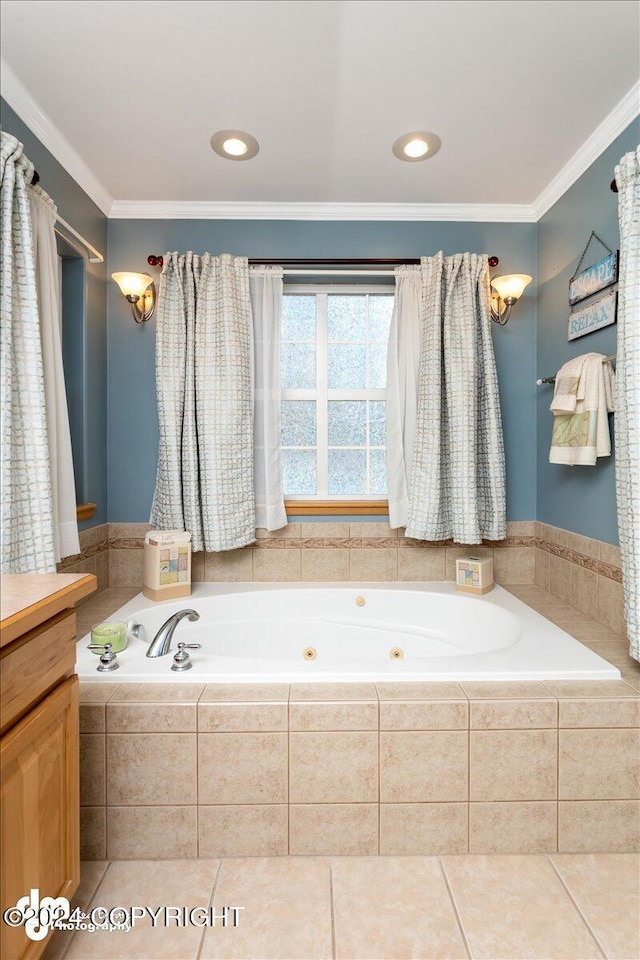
[[0, 58, 113, 216], [532, 80, 640, 220], [109, 200, 536, 222]]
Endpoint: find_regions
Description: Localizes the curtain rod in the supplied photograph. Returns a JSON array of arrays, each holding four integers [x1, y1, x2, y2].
[[147, 255, 501, 269], [537, 354, 616, 385], [31, 169, 104, 263]]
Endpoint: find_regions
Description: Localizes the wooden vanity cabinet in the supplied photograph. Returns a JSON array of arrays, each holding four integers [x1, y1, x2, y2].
[[0, 574, 96, 960]]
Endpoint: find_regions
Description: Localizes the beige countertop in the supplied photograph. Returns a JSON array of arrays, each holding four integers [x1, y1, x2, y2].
[[0, 573, 97, 647]]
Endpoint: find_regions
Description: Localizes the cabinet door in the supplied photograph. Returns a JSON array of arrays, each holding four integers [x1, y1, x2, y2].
[[1, 676, 79, 960]]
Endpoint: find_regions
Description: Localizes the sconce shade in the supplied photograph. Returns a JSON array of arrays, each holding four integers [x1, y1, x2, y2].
[[112, 272, 154, 299], [490, 274, 532, 302]]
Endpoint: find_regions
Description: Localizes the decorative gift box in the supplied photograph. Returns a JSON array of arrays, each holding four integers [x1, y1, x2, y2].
[[143, 529, 192, 602], [455, 555, 494, 595]]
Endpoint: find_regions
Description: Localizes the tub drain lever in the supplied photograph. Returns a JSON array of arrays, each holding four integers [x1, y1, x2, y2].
[[171, 641, 202, 672]]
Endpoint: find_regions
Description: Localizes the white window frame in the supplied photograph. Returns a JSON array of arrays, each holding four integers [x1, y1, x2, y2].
[[282, 283, 393, 502]]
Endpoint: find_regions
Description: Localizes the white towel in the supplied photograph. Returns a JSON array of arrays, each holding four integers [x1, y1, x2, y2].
[[550, 353, 598, 413], [549, 354, 615, 465]]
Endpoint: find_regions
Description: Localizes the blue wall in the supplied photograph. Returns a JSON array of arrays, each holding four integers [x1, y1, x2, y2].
[[1, 98, 108, 528], [536, 120, 639, 545], [107, 219, 537, 523]]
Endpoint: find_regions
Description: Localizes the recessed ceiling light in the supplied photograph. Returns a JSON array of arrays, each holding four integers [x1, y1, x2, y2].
[[392, 131, 441, 162], [210, 129, 259, 161]]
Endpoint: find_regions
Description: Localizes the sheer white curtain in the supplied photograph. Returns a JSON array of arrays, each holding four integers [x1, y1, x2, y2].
[[0, 132, 56, 573], [29, 185, 80, 561], [614, 147, 640, 661], [151, 253, 256, 552], [386, 266, 422, 528], [386, 252, 506, 544], [250, 266, 287, 531]]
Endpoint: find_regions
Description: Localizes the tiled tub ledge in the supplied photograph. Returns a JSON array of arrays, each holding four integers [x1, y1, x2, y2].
[[79, 678, 640, 861]]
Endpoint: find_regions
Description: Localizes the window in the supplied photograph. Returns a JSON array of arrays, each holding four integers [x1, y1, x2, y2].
[[281, 286, 394, 504]]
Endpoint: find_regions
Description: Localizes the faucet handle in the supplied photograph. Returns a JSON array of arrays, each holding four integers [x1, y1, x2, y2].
[[87, 642, 120, 672], [171, 641, 202, 672]]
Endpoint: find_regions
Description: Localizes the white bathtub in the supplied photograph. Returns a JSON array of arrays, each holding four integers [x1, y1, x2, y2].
[[76, 582, 620, 682]]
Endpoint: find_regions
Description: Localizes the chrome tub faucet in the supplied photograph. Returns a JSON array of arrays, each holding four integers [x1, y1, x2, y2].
[[146, 609, 200, 658]]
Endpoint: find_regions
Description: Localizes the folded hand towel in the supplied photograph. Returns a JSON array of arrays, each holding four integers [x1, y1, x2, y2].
[[550, 353, 598, 414], [549, 354, 615, 465]]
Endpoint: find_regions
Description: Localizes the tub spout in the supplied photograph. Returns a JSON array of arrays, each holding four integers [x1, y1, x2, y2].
[[146, 609, 200, 658]]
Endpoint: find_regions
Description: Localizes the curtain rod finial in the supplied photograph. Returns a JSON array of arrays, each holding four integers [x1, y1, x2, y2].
[[148, 255, 163, 268]]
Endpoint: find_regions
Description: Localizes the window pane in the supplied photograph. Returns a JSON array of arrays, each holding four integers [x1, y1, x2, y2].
[[367, 342, 387, 388], [328, 449, 366, 495], [369, 401, 386, 445], [282, 295, 316, 341], [281, 401, 316, 446], [369, 449, 387, 495], [328, 296, 367, 341], [282, 449, 317, 495], [328, 401, 366, 446], [281, 343, 316, 389], [328, 343, 366, 389], [368, 295, 394, 340]]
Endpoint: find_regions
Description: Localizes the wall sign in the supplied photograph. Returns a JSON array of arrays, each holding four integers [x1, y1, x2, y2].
[[568, 289, 617, 341], [569, 251, 618, 305]]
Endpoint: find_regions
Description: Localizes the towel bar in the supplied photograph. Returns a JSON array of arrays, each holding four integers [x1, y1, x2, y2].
[[536, 354, 616, 385]]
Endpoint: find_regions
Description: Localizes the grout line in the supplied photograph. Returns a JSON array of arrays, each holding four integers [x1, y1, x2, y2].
[[329, 859, 337, 960], [547, 855, 608, 959], [196, 859, 223, 960], [438, 858, 472, 960], [59, 860, 114, 959]]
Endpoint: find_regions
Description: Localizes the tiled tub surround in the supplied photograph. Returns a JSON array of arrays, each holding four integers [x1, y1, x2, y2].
[[57, 523, 110, 594], [106, 520, 627, 637], [79, 678, 639, 861]]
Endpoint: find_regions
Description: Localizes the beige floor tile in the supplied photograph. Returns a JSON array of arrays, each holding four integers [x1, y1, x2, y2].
[[379, 803, 468, 855], [42, 860, 109, 960], [66, 859, 218, 959], [198, 732, 287, 804], [332, 856, 467, 959], [551, 853, 640, 960], [558, 800, 640, 852], [198, 805, 288, 857], [106, 806, 197, 859], [469, 801, 557, 853], [289, 731, 378, 803], [80, 703, 105, 733], [559, 728, 640, 799], [106, 733, 197, 805], [200, 858, 332, 960], [289, 804, 378, 855], [470, 730, 557, 801], [380, 731, 468, 802], [442, 854, 601, 959]]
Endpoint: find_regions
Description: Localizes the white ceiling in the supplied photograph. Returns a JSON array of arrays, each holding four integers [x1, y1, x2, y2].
[[1, 0, 639, 214]]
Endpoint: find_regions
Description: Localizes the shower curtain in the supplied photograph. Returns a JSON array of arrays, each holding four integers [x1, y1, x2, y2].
[[0, 132, 56, 573], [29, 185, 80, 562], [614, 147, 640, 661], [151, 252, 256, 552], [250, 266, 287, 531], [386, 252, 506, 544]]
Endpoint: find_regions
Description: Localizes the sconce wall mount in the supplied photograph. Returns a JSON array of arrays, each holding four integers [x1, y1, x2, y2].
[[112, 272, 156, 323], [490, 274, 532, 325]]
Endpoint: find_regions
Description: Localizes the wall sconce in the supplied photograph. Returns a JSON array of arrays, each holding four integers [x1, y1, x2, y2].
[[490, 274, 532, 325], [112, 272, 156, 323]]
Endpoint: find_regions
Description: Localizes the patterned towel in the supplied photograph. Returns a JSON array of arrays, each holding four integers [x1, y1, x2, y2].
[[549, 355, 615, 465]]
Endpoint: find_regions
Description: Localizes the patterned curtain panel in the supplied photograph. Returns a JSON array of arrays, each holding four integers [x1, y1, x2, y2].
[[406, 252, 506, 544], [614, 147, 640, 661], [0, 132, 56, 573], [151, 252, 255, 552]]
